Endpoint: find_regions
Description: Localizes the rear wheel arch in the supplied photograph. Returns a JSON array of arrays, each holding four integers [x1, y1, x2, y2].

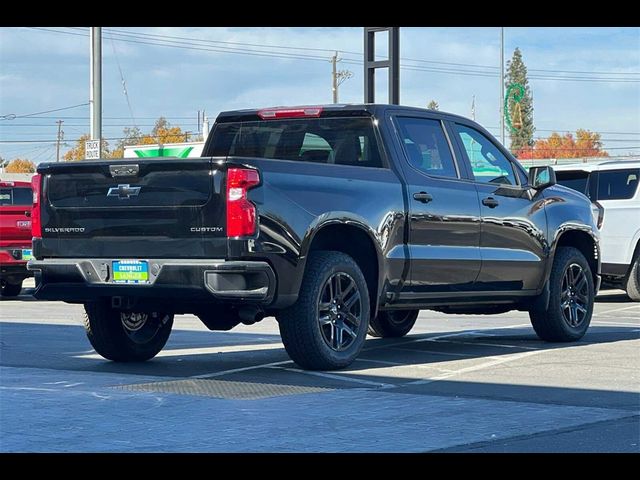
[[302, 220, 383, 318], [629, 237, 640, 270]]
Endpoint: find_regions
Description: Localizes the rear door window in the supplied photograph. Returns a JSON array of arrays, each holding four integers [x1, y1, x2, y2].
[[597, 169, 640, 200], [395, 117, 458, 178], [0, 187, 32, 206], [210, 117, 384, 168]]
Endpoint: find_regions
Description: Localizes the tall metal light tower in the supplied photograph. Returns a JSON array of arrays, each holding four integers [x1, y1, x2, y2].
[[90, 27, 102, 155]]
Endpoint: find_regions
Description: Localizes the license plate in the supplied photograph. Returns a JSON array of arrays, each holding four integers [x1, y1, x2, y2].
[[22, 249, 34, 261], [112, 260, 149, 284]]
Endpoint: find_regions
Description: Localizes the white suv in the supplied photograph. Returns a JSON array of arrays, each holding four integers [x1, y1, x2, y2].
[[553, 160, 640, 301]]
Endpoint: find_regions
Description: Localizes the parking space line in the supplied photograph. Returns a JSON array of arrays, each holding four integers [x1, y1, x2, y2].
[[356, 358, 404, 366], [388, 346, 498, 358], [75, 342, 284, 360], [598, 304, 640, 315], [592, 320, 640, 326], [275, 367, 394, 388], [190, 360, 291, 379], [429, 339, 541, 350], [361, 323, 531, 353], [407, 349, 546, 386]]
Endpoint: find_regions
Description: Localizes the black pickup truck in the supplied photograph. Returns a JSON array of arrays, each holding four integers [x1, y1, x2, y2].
[[29, 104, 601, 370]]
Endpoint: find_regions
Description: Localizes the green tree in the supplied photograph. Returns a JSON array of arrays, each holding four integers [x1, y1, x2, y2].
[[505, 47, 535, 152], [427, 100, 439, 110], [109, 126, 143, 159]]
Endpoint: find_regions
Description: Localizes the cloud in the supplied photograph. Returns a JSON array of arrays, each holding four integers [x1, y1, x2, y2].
[[1, 26, 638, 160]]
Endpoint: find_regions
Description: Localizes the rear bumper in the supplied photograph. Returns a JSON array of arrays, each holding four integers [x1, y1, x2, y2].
[[0, 263, 31, 282], [27, 258, 276, 305], [1, 246, 32, 281]]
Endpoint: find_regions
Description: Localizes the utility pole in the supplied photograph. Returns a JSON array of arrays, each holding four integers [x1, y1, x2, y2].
[[500, 27, 505, 146], [55, 120, 64, 162], [331, 52, 338, 103], [90, 27, 102, 155], [331, 51, 352, 104], [471, 95, 476, 121]]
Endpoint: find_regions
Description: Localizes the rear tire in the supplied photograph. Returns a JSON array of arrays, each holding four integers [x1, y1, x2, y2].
[[624, 258, 640, 302], [83, 300, 173, 362], [529, 247, 594, 342], [277, 251, 370, 370], [1, 280, 23, 297], [368, 310, 418, 338]]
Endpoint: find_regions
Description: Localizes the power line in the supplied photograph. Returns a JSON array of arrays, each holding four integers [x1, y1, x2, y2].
[[98, 27, 640, 77], [1, 102, 89, 121], [5, 116, 197, 120], [26, 27, 640, 83], [99, 27, 363, 56], [108, 32, 137, 128]]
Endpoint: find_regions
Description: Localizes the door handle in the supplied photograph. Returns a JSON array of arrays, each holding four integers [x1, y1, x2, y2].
[[413, 191, 433, 203], [482, 197, 499, 208]]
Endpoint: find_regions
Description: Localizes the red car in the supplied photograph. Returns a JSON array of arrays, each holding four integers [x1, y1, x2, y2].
[[0, 180, 34, 297]]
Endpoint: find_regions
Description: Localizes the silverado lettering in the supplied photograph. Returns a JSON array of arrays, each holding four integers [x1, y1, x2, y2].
[[43, 227, 86, 233], [28, 104, 601, 370]]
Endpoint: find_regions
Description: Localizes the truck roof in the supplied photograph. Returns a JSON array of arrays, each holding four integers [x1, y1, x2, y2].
[[552, 159, 640, 172], [216, 103, 474, 124]]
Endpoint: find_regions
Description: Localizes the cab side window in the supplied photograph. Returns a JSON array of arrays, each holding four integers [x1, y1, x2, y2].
[[454, 124, 518, 186], [396, 117, 458, 178]]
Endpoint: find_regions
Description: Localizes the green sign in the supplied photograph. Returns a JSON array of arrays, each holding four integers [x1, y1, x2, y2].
[[133, 146, 194, 158]]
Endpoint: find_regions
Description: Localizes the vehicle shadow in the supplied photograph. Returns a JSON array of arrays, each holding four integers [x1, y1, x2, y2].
[[596, 290, 633, 303], [1, 320, 637, 383]]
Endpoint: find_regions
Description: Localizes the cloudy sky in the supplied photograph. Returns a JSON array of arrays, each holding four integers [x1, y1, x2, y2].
[[1, 26, 639, 163]]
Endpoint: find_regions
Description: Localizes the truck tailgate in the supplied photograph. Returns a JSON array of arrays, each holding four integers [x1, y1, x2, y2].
[[36, 158, 227, 259]]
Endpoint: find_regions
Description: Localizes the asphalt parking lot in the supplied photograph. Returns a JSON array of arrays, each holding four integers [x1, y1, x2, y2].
[[1, 279, 638, 452]]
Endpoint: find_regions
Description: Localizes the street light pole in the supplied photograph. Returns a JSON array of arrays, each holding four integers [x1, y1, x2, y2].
[[500, 27, 505, 146], [90, 27, 102, 156]]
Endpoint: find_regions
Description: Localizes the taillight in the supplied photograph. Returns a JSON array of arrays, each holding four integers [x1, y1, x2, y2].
[[31, 174, 42, 237], [226, 168, 260, 237], [591, 201, 604, 230], [257, 106, 323, 120]]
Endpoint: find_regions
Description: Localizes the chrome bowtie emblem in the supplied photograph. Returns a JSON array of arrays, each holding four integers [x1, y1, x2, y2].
[[107, 184, 141, 200]]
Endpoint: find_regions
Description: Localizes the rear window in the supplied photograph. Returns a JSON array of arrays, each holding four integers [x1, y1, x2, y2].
[[597, 169, 640, 200], [0, 187, 32, 206], [208, 117, 384, 168], [555, 171, 591, 197]]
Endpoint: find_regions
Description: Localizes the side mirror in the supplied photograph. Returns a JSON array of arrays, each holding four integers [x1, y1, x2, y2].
[[528, 165, 556, 190]]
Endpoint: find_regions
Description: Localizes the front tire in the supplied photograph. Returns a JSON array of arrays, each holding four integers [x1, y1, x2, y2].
[[83, 301, 174, 362], [368, 310, 418, 338], [624, 258, 640, 302], [529, 246, 594, 342], [1, 280, 23, 297], [277, 251, 370, 370]]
